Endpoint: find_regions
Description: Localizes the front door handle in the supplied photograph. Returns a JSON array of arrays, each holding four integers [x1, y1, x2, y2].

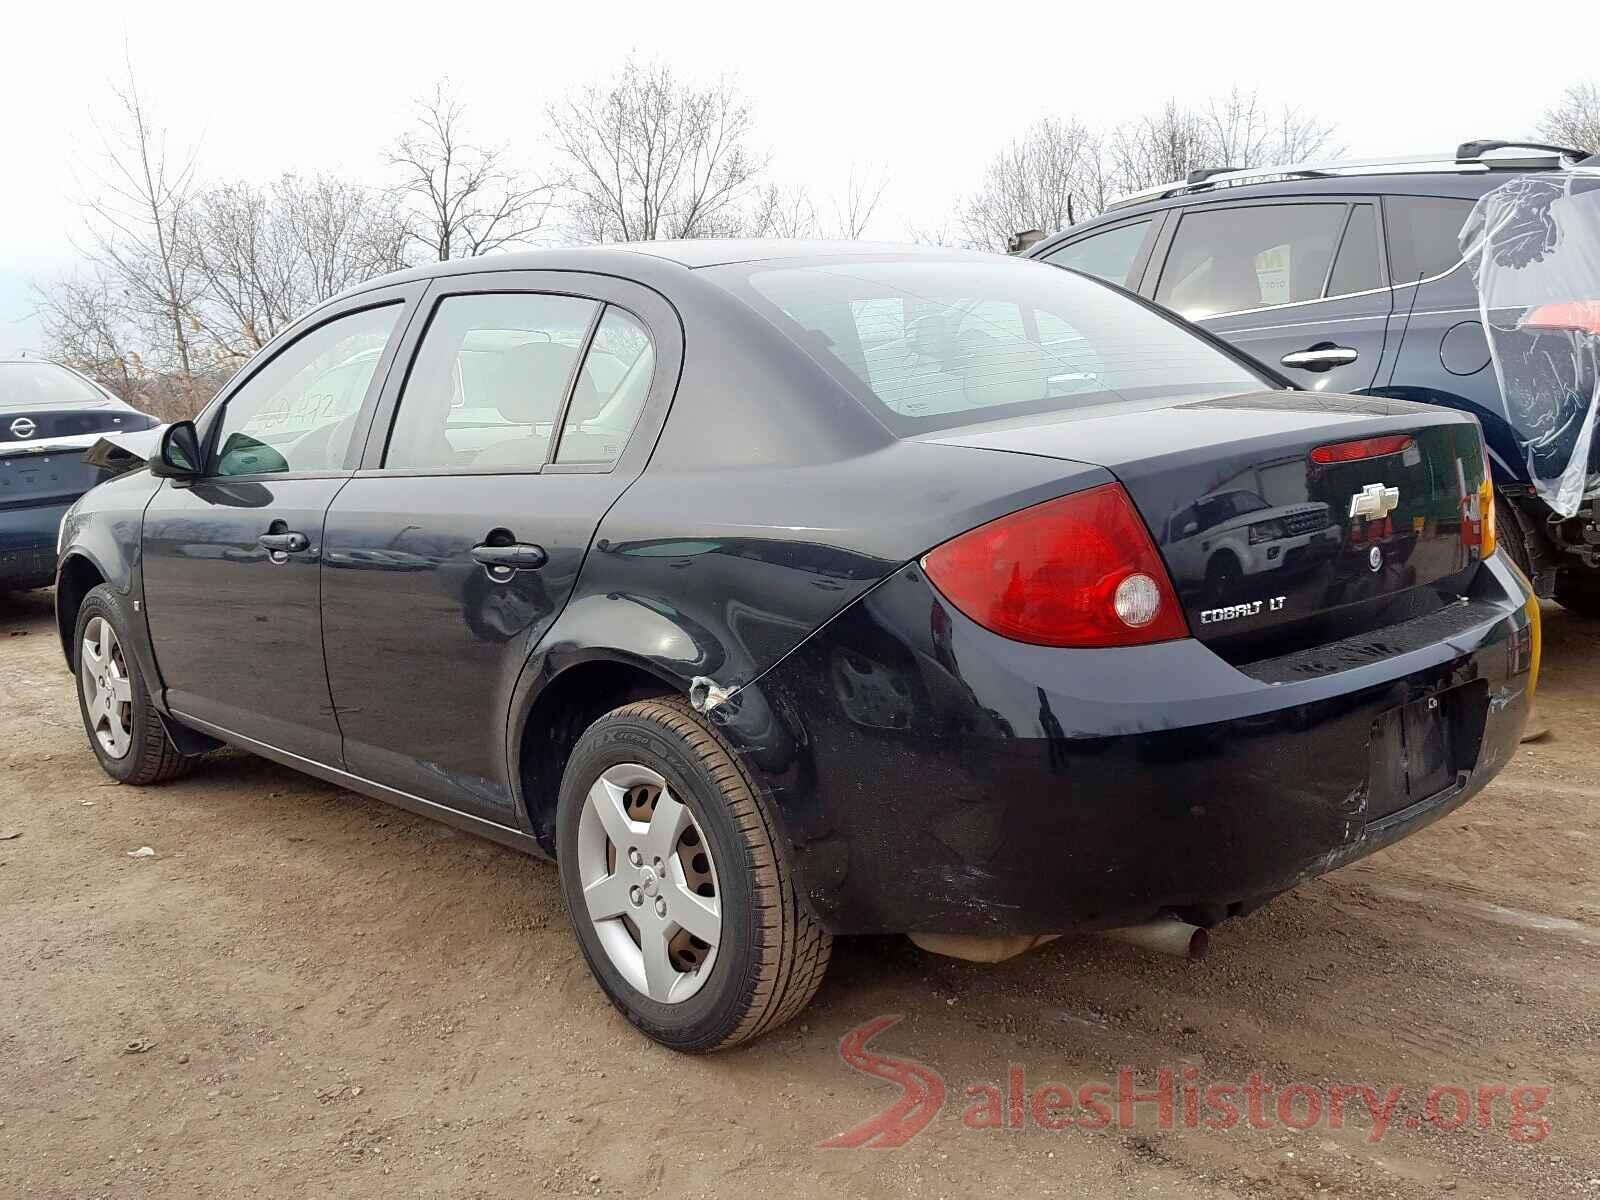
[[471, 542, 548, 571], [1280, 344, 1359, 371], [258, 531, 310, 554]]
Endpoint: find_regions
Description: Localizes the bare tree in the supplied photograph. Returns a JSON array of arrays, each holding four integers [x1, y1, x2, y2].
[[960, 117, 1101, 251], [389, 80, 556, 260], [1107, 100, 1216, 195], [1539, 80, 1600, 152], [74, 59, 204, 406], [1205, 88, 1337, 168], [35, 272, 140, 399], [751, 182, 818, 237], [832, 163, 889, 239], [182, 173, 409, 360], [549, 57, 766, 241]]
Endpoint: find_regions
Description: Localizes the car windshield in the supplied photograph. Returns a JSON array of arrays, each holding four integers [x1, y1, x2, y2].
[[709, 256, 1267, 435], [0, 362, 106, 408]]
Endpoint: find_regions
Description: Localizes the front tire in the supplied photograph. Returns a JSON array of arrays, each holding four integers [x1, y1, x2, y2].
[[555, 697, 830, 1052], [74, 584, 197, 785]]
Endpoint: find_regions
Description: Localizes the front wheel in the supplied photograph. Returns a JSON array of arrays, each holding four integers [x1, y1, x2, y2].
[[556, 697, 831, 1052], [74, 584, 197, 784]]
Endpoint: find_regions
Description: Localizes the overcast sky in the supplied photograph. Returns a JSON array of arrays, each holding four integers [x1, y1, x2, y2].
[[3, 0, 1591, 355]]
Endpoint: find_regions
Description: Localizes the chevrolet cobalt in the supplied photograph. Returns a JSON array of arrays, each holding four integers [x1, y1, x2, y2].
[[56, 242, 1537, 1050]]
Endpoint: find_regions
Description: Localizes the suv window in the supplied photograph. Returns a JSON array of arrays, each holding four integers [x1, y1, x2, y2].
[[1156, 203, 1348, 319], [383, 293, 600, 472], [212, 303, 401, 476], [1043, 220, 1151, 286], [1385, 196, 1474, 284], [553, 306, 655, 465], [1327, 204, 1382, 297]]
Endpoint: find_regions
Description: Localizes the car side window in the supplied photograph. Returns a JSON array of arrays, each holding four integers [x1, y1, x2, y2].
[[1042, 220, 1152, 286], [1155, 204, 1348, 319], [211, 304, 401, 476], [1385, 196, 1475, 284], [1327, 204, 1382, 298], [553, 306, 655, 466], [383, 293, 600, 472]]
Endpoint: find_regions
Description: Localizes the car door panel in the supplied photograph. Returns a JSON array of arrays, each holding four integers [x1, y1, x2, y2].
[[139, 287, 420, 763], [320, 271, 683, 824], [144, 477, 349, 760], [1202, 294, 1393, 394], [320, 472, 626, 820], [1148, 199, 1396, 393]]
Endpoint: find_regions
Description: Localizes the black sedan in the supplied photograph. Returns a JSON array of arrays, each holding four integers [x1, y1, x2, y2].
[[55, 242, 1538, 1051], [0, 360, 156, 591]]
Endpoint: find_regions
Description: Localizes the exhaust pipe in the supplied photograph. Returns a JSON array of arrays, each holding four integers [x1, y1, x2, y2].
[[1101, 917, 1209, 960]]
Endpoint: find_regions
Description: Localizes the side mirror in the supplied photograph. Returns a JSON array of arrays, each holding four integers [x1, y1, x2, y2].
[[149, 421, 202, 478]]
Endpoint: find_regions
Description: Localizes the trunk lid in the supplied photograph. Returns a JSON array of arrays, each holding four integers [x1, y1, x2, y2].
[[924, 391, 1491, 664], [0, 405, 148, 445]]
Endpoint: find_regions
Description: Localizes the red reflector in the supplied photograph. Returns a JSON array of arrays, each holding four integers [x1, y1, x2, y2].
[[921, 483, 1189, 648], [1522, 300, 1600, 335], [1309, 435, 1415, 465]]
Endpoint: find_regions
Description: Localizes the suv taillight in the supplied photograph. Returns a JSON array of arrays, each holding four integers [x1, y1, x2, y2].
[[921, 483, 1189, 648]]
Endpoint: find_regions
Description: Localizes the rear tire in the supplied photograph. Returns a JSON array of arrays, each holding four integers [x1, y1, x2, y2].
[[555, 697, 830, 1052], [74, 584, 198, 785], [1496, 504, 1534, 581]]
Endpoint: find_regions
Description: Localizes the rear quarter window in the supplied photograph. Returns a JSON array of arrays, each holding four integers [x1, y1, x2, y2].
[[1385, 196, 1476, 284]]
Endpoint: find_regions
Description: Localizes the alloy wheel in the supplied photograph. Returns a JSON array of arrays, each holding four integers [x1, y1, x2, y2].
[[80, 616, 134, 759], [575, 763, 722, 1004]]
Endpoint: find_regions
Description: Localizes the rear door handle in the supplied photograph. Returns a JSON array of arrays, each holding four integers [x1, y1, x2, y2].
[[471, 542, 548, 571], [258, 531, 310, 554], [1280, 345, 1359, 371]]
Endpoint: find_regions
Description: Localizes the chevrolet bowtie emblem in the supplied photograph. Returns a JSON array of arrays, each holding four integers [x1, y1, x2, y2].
[[1349, 482, 1400, 520]]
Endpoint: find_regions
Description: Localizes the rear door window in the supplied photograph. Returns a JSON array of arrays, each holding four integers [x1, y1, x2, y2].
[[1042, 220, 1152, 286], [1326, 204, 1382, 297], [553, 307, 655, 465], [1385, 196, 1475, 284], [382, 293, 599, 472], [1155, 203, 1349, 318]]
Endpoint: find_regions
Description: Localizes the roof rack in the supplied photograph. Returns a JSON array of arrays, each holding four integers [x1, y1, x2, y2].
[[1103, 140, 1592, 213]]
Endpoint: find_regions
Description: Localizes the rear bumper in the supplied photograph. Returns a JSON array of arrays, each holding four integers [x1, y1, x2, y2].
[[720, 555, 1536, 936], [0, 500, 70, 589]]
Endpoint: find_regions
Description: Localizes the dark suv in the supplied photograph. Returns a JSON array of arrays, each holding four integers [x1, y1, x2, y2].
[[1027, 141, 1600, 614]]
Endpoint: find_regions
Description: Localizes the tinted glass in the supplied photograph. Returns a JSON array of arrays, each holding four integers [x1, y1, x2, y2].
[[1327, 204, 1382, 297], [212, 304, 400, 476], [1043, 220, 1151, 285], [554, 307, 654, 465], [1386, 196, 1475, 283], [711, 258, 1265, 436], [1156, 204, 1348, 318], [383, 293, 600, 472], [0, 362, 105, 408]]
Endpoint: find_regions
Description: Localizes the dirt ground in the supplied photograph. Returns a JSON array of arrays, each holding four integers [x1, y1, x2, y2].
[[2, 588, 1597, 1199]]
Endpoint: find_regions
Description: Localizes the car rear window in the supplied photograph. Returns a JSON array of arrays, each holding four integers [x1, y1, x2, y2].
[[709, 258, 1267, 435], [0, 362, 105, 408]]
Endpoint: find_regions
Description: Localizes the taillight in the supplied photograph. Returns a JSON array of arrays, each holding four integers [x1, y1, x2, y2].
[[1480, 439, 1498, 560], [1521, 300, 1600, 335], [1309, 434, 1415, 465], [921, 483, 1189, 648]]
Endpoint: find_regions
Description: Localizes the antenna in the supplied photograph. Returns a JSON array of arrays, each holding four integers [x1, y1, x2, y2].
[[1389, 268, 1426, 387]]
